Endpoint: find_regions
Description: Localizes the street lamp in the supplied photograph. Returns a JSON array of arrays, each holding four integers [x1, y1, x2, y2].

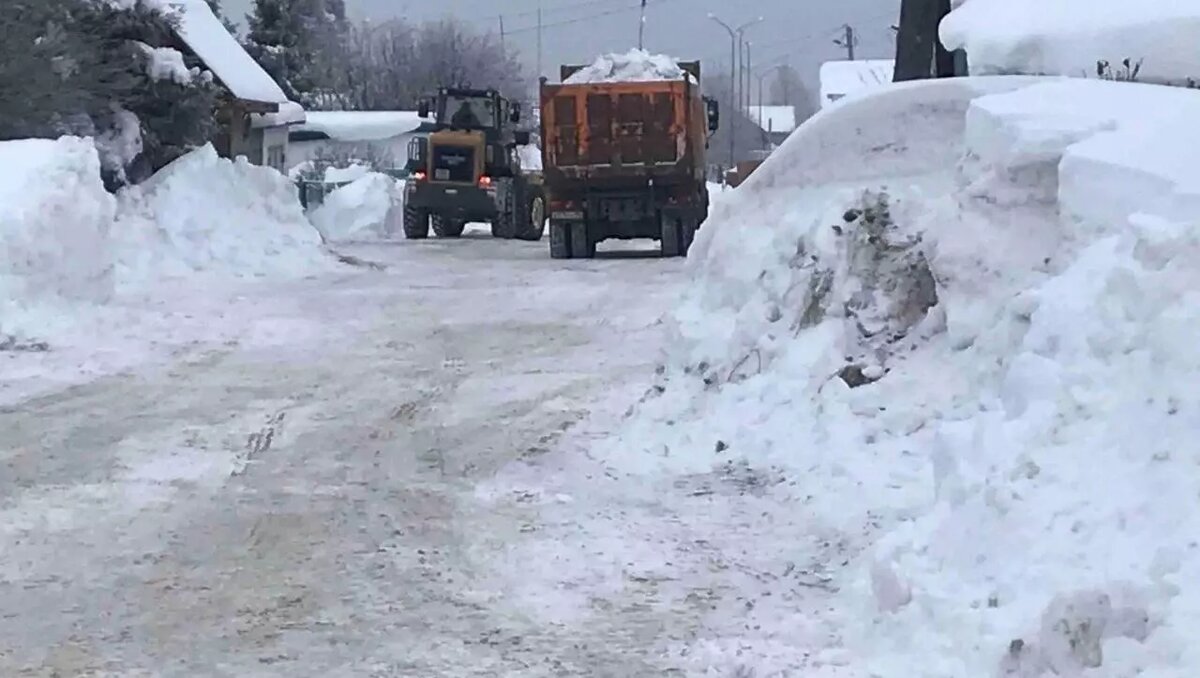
[[708, 13, 764, 167]]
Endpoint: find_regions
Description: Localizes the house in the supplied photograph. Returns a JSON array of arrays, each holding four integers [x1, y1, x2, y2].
[[818, 59, 895, 109], [169, 0, 306, 172], [288, 111, 435, 174], [745, 105, 797, 147]]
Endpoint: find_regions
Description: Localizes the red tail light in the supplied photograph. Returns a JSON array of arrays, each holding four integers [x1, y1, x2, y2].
[[412, 171, 427, 182], [478, 175, 493, 188]]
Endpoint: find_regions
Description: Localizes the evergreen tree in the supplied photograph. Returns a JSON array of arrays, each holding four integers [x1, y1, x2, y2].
[[244, 0, 347, 104], [205, 0, 241, 35], [0, 0, 218, 188]]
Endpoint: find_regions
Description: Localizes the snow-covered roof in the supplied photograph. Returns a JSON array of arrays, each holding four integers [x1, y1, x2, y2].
[[819, 59, 894, 108], [746, 105, 796, 134], [294, 112, 432, 142], [563, 49, 694, 84], [169, 0, 298, 112], [941, 0, 1200, 85]]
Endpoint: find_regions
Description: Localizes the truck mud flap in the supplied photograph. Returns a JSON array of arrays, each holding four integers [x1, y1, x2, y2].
[[549, 220, 595, 259]]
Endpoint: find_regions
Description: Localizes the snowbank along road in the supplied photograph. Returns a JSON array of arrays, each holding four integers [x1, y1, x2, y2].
[[0, 230, 711, 676]]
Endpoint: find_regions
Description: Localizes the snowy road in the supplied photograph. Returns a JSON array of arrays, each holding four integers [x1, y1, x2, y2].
[[0, 231, 717, 676]]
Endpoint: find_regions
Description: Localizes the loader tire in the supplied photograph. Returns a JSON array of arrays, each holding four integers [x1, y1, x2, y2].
[[432, 214, 465, 238], [403, 204, 429, 239], [491, 180, 517, 239], [514, 187, 546, 241]]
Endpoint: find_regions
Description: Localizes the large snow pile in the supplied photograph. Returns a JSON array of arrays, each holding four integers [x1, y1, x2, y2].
[[608, 76, 1200, 675], [942, 0, 1200, 84], [112, 145, 330, 287], [0, 138, 116, 342], [308, 172, 404, 242], [563, 49, 690, 84]]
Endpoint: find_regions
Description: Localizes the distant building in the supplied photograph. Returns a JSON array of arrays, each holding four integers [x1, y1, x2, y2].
[[288, 112, 435, 173], [745, 105, 797, 147], [818, 59, 896, 109], [168, 0, 306, 172]]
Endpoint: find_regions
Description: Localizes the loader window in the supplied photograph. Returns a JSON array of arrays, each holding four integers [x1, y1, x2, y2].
[[441, 96, 497, 129]]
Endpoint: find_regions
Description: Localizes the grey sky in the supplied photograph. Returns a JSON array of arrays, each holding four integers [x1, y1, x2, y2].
[[225, 0, 901, 97]]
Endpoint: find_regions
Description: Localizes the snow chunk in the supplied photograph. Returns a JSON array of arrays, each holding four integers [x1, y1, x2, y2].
[[517, 144, 542, 171], [297, 111, 430, 142], [941, 0, 1200, 84], [112, 144, 331, 288], [93, 107, 144, 181], [136, 42, 195, 85], [0, 137, 115, 341], [308, 173, 404, 243], [563, 49, 691, 84], [323, 163, 371, 184]]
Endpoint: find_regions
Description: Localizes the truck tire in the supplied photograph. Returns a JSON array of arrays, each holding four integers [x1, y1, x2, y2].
[[681, 217, 699, 256], [549, 221, 571, 259], [491, 180, 517, 239], [403, 204, 429, 239], [432, 214, 465, 238], [570, 221, 595, 259], [515, 187, 546, 241], [660, 215, 682, 257]]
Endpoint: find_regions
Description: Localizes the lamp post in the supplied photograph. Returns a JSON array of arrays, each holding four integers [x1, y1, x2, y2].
[[708, 14, 764, 167]]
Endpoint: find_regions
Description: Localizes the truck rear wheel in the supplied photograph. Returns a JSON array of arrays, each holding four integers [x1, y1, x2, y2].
[[515, 188, 546, 241], [660, 215, 682, 257], [403, 204, 429, 239], [570, 221, 595, 259], [432, 214, 465, 238], [549, 221, 571, 259]]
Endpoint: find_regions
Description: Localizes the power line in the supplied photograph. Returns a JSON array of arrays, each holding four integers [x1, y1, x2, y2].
[[504, 0, 679, 35]]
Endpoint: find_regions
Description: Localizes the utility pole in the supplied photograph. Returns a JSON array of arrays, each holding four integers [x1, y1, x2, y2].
[[638, 0, 646, 50], [536, 1, 543, 79], [499, 15, 506, 57], [835, 24, 857, 60], [709, 14, 764, 167]]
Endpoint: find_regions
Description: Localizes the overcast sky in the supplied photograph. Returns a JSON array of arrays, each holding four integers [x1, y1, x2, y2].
[[225, 0, 902, 97]]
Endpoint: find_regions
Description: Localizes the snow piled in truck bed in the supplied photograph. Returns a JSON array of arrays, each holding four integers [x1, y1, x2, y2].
[[563, 48, 691, 84], [942, 0, 1200, 84], [607, 77, 1200, 675]]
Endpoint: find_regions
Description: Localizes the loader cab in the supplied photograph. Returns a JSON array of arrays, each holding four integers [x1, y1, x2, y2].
[[408, 87, 525, 182]]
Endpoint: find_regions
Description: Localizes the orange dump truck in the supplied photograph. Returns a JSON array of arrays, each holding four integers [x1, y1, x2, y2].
[[538, 60, 720, 258]]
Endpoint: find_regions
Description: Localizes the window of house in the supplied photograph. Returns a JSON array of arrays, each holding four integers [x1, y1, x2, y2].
[[266, 144, 285, 171]]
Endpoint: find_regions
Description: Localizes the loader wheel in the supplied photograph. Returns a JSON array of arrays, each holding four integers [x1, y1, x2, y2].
[[403, 204, 429, 239], [549, 221, 571, 259], [432, 214, 465, 238], [660, 215, 682, 257], [515, 188, 546, 241], [491, 181, 517, 239]]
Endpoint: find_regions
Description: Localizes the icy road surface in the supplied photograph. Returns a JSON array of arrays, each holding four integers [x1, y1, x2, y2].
[[0, 231, 715, 676]]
